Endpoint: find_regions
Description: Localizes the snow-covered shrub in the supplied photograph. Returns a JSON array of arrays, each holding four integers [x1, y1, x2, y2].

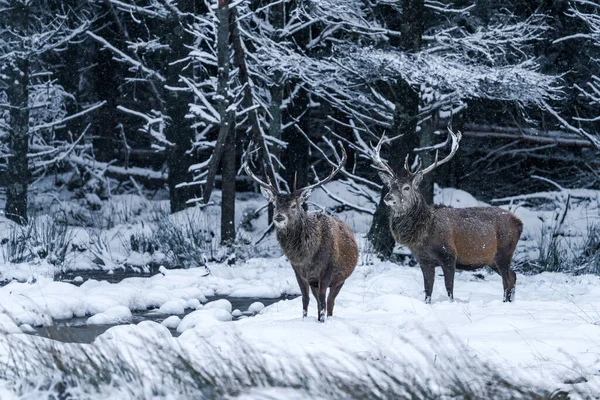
[[0, 215, 74, 268], [151, 210, 216, 268], [574, 222, 600, 275], [534, 224, 569, 273]]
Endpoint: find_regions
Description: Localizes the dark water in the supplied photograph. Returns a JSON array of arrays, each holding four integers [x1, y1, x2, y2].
[[31, 295, 296, 344], [55, 263, 168, 285]]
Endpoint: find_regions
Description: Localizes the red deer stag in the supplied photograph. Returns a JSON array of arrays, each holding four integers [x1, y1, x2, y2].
[[244, 143, 358, 322], [371, 129, 522, 303]]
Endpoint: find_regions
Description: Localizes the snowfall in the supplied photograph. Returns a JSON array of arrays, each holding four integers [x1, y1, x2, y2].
[[0, 182, 599, 398]]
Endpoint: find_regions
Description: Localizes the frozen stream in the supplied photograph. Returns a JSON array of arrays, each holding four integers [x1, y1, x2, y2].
[[30, 296, 295, 344]]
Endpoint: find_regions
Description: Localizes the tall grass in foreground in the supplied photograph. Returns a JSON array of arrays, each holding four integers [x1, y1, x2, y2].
[[0, 330, 575, 400]]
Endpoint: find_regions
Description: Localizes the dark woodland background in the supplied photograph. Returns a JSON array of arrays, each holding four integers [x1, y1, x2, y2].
[[1, 0, 599, 256]]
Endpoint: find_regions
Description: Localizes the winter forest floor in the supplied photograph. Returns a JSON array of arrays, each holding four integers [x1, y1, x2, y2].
[[0, 179, 599, 399]]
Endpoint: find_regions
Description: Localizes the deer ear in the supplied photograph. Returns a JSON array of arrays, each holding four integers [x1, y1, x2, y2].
[[412, 171, 423, 188], [260, 187, 276, 203], [298, 187, 312, 204], [378, 172, 394, 187]]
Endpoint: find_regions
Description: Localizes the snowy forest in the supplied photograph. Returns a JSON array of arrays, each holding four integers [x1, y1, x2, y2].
[[0, 0, 600, 398]]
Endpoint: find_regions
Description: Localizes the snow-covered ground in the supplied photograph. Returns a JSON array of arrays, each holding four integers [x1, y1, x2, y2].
[[0, 258, 598, 397], [0, 183, 598, 398]]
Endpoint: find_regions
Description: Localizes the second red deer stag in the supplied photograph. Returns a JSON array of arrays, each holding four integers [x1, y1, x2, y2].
[[371, 129, 523, 303], [244, 143, 358, 322]]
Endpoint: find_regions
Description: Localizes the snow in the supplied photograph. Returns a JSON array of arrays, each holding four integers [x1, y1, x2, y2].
[[0, 256, 598, 394], [157, 299, 186, 315], [0, 184, 598, 397], [248, 301, 264, 313], [161, 315, 181, 329], [177, 308, 232, 332], [203, 298, 233, 313], [86, 306, 132, 325]]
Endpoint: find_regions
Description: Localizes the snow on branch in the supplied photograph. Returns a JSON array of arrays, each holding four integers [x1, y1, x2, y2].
[[87, 31, 166, 82], [107, 0, 170, 18], [31, 101, 106, 133], [116, 106, 174, 148], [541, 99, 600, 150], [339, 48, 561, 106], [423, 14, 548, 64]]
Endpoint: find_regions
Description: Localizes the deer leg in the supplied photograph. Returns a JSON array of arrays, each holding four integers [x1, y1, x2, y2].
[[441, 264, 456, 302], [294, 270, 310, 318], [327, 282, 344, 317], [310, 286, 320, 320], [420, 264, 435, 304], [501, 270, 517, 302], [317, 282, 328, 322], [438, 250, 457, 301], [493, 255, 517, 302]]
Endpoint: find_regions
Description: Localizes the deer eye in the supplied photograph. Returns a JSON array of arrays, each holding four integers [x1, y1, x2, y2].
[[290, 203, 297, 209], [402, 185, 411, 191]]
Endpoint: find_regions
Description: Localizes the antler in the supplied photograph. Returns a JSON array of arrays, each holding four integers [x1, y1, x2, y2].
[[406, 127, 462, 177], [370, 133, 403, 177], [299, 142, 347, 193], [242, 141, 279, 195]]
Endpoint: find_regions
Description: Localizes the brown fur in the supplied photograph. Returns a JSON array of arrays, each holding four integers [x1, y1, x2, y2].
[[244, 142, 357, 320], [272, 193, 358, 321], [383, 175, 523, 303]]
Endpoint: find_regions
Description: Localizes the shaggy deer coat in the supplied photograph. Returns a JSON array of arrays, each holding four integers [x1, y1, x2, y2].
[[244, 143, 358, 321], [373, 129, 523, 303]]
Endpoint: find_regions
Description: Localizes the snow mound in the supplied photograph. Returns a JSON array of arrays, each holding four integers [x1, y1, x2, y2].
[[177, 309, 232, 332], [248, 302, 264, 313], [186, 298, 202, 309], [203, 299, 232, 313], [87, 306, 132, 325], [161, 316, 181, 329], [158, 300, 186, 315]]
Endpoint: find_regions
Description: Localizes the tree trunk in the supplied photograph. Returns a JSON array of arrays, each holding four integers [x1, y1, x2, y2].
[[419, 110, 437, 205], [220, 122, 236, 245], [283, 86, 309, 191], [5, 3, 30, 224], [368, 0, 424, 258], [201, 0, 231, 205], [164, 2, 198, 213], [269, 1, 284, 179], [368, 80, 420, 257], [230, 5, 277, 187]]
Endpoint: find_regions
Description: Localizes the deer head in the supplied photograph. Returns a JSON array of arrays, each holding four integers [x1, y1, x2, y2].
[[244, 142, 347, 229], [372, 128, 462, 213]]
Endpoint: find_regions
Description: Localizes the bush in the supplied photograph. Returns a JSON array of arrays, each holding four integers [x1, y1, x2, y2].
[[0, 215, 74, 268], [573, 222, 600, 275], [136, 209, 218, 268]]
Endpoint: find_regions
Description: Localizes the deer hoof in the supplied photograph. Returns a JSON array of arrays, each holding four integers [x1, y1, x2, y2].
[[424, 296, 432, 305], [319, 310, 326, 322], [503, 288, 515, 303], [302, 310, 307, 319]]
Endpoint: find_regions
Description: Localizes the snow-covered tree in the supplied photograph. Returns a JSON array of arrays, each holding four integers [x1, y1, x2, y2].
[[85, 0, 205, 213], [549, 0, 600, 150], [0, 0, 99, 223], [238, 0, 561, 255]]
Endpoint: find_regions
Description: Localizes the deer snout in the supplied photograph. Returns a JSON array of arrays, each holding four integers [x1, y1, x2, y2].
[[273, 214, 287, 227], [384, 194, 397, 206]]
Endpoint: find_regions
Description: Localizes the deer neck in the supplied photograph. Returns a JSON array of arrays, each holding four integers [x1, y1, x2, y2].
[[389, 195, 434, 248], [275, 214, 320, 265]]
